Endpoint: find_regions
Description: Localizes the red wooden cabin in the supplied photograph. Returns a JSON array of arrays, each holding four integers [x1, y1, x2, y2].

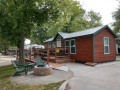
[[44, 25, 117, 63]]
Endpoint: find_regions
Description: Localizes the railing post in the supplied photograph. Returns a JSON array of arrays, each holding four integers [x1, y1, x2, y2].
[[68, 48, 70, 58], [47, 49, 50, 65], [55, 48, 57, 60]]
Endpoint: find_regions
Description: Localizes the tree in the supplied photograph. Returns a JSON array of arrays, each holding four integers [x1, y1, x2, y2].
[[0, 0, 59, 63], [0, 37, 10, 54], [85, 10, 102, 28], [113, 3, 120, 33], [45, 1, 102, 35], [31, 26, 48, 44], [45, 0, 86, 35], [30, 0, 103, 44]]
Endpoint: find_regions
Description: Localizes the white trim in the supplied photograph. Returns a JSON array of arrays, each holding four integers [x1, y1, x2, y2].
[[56, 36, 61, 47], [48, 42, 51, 48], [65, 40, 70, 54], [70, 39, 76, 54], [103, 37, 110, 54], [56, 40, 61, 47]]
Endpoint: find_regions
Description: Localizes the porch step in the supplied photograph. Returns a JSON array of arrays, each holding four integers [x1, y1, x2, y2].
[[85, 62, 97, 66]]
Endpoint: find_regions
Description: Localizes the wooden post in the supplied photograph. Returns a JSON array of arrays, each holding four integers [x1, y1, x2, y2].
[[68, 48, 70, 58], [30, 48, 31, 60], [16, 49, 19, 59], [55, 48, 57, 61], [47, 49, 50, 65]]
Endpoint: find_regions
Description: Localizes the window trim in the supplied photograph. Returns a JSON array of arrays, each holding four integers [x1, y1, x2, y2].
[[48, 42, 51, 48], [70, 39, 76, 54], [65, 40, 70, 54], [56, 36, 61, 47], [103, 37, 110, 54]]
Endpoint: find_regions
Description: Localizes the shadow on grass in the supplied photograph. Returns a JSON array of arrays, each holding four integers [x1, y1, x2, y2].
[[0, 65, 63, 90]]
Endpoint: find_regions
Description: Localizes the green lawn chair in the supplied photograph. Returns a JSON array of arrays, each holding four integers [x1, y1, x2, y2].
[[27, 62, 36, 70], [11, 60, 29, 76], [35, 56, 47, 67]]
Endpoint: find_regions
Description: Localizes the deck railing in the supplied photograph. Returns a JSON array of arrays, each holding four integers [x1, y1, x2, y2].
[[39, 48, 70, 63]]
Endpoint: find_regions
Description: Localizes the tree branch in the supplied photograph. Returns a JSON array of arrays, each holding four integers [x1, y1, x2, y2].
[[12, 0, 17, 5]]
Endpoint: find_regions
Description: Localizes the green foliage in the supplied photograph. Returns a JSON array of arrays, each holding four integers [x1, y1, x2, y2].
[[46, 0, 86, 35], [0, 36, 11, 54], [31, 26, 48, 44], [113, 4, 120, 33], [0, 0, 59, 63], [85, 10, 102, 28], [0, 0, 59, 46], [30, 0, 102, 43]]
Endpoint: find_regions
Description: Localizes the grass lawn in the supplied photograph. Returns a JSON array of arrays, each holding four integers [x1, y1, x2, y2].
[[0, 65, 63, 90]]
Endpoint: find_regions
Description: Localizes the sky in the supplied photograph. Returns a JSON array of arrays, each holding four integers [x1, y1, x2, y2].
[[76, 0, 119, 25]]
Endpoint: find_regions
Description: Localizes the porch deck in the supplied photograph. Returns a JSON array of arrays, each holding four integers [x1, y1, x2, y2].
[[40, 48, 72, 63], [25, 48, 73, 64], [43, 55, 71, 63]]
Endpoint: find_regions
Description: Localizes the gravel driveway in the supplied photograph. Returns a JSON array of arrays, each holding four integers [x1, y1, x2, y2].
[[64, 61, 120, 90]]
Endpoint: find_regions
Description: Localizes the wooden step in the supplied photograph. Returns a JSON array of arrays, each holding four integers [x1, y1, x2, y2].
[[85, 62, 97, 66], [56, 59, 70, 63]]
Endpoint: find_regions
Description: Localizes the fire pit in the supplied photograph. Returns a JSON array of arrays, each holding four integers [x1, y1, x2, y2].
[[34, 65, 53, 76]]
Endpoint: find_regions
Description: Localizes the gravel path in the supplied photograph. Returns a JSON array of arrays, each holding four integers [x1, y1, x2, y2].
[[10, 69, 73, 85]]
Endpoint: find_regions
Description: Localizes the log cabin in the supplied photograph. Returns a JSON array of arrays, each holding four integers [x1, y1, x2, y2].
[[44, 25, 117, 63]]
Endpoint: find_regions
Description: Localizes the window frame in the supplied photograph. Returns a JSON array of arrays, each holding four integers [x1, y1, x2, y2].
[[56, 36, 61, 47], [103, 37, 110, 54], [70, 39, 76, 54], [48, 42, 51, 48], [65, 40, 70, 54]]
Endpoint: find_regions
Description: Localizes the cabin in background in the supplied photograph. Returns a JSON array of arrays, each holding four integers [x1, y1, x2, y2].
[[44, 25, 117, 63]]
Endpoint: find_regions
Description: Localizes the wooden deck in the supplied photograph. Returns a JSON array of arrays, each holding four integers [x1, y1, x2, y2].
[[24, 48, 72, 64], [38, 48, 72, 63], [43, 55, 71, 63]]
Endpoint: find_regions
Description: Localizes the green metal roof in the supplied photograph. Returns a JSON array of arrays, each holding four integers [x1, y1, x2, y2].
[[44, 37, 54, 42], [44, 25, 117, 42]]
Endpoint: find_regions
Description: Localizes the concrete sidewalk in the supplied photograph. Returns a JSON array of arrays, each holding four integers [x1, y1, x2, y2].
[[60, 61, 120, 90]]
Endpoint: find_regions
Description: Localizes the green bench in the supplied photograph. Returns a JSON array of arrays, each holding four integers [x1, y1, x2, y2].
[[11, 60, 35, 76]]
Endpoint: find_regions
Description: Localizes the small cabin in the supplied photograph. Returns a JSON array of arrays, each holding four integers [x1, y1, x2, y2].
[[44, 25, 117, 63]]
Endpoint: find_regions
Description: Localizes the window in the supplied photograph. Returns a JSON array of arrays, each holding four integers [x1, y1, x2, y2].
[[52, 42, 56, 48], [103, 37, 110, 54], [65, 40, 69, 54], [56, 36, 61, 47], [70, 39, 76, 54], [48, 42, 51, 48]]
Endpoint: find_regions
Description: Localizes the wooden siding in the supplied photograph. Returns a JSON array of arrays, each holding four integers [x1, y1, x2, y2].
[[70, 35, 93, 62], [94, 29, 116, 63]]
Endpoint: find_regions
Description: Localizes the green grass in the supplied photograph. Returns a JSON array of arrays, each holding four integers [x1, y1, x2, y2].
[[0, 65, 63, 90]]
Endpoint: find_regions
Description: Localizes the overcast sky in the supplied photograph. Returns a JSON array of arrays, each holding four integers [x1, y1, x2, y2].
[[76, 0, 119, 25]]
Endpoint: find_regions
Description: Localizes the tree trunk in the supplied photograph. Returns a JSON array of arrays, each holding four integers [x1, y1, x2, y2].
[[18, 33, 25, 64]]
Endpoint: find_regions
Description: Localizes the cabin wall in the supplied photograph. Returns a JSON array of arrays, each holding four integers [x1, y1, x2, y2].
[[94, 29, 116, 63], [70, 35, 93, 62]]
